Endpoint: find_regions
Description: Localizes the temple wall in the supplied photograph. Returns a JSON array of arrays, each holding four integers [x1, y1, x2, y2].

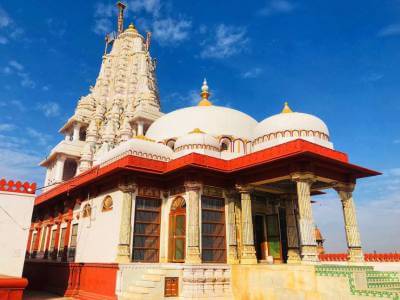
[[231, 265, 373, 300], [0, 190, 35, 277], [75, 188, 123, 263]]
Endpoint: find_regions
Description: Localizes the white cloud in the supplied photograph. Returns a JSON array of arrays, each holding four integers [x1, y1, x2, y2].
[[0, 6, 25, 45], [26, 127, 52, 146], [0, 100, 25, 112], [93, 2, 115, 35], [0, 36, 7, 44], [242, 67, 263, 79], [2, 60, 35, 88], [378, 24, 400, 37], [0, 6, 11, 28], [200, 24, 249, 59], [92, 1, 191, 46], [9, 60, 23, 71], [0, 123, 15, 132], [36, 101, 60, 117], [259, 0, 296, 16], [152, 18, 191, 45], [129, 0, 161, 17]]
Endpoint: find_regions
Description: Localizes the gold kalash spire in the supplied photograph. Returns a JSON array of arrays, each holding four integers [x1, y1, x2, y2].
[[281, 101, 293, 113], [198, 78, 213, 106]]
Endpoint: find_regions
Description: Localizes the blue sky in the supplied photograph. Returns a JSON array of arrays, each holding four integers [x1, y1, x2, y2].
[[0, 0, 399, 252]]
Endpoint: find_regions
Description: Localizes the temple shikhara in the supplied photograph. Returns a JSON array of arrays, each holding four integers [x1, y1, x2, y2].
[[18, 3, 400, 300]]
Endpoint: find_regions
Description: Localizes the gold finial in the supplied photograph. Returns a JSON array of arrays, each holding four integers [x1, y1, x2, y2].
[[128, 23, 135, 30], [133, 135, 155, 142], [189, 128, 205, 134], [281, 101, 293, 113], [198, 78, 212, 106]]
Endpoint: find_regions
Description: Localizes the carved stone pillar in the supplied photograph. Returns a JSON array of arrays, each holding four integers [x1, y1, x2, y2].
[[224, 189, 239, 264], [116, 182, 137, 263], [291, 173, 319, 263], [236, 185, 257, 264], [334, 183, 364, 262], [284, 195, 301, 263], [185, 181, 202, 264]]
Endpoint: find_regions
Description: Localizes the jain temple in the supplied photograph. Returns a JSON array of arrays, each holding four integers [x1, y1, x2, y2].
[[0, 2, 397, 300]]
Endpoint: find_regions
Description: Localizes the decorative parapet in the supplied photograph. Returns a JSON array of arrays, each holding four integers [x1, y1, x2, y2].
[[319, 253, 400, 262], [0, 178, 36, 194]]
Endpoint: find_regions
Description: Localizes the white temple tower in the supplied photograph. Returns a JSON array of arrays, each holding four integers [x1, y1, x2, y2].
[[40, 3, 163, 187]]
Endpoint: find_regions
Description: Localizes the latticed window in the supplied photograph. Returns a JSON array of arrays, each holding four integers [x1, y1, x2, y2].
[[39, 227, 47, 253], [69, 224, 78, 259], [49, 229, 56, 257], [133, 197, 161, 262], [58, 228, 66, 258], [201, 196, 226, 263]]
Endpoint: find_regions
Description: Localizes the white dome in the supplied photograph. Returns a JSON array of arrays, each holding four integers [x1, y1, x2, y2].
[[146, 105, 258, 141], [95, 136, 173, 165], [253, 103, 333, 150], [173, 129, 220, 159]]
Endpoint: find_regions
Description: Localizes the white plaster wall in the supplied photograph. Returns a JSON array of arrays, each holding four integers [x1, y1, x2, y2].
[[0, 191, 35, 277], [75, 188, 123, 263]]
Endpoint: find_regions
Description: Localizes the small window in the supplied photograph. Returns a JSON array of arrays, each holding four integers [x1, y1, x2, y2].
[[49, 229, 57, 259], [165, 277, 179, 297], [69, 224, 78, 259], [79, 127, 87, 141], [166, 140, 176, 150]]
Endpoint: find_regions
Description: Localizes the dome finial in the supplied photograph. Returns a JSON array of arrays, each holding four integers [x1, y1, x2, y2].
[[198, 78, 212, 106], [281, 101, 293, 113]]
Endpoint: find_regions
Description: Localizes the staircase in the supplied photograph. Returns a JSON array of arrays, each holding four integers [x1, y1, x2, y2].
[[118, 267, 168, 300]]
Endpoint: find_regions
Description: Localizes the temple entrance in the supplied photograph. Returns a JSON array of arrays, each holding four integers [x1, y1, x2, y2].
[[253, 211, 288, 263], [168, 197, 186, 262]]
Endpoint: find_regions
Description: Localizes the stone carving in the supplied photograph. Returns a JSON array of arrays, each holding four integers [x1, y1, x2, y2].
[[291, 172, 318, 262], [235, 185, 257, 264], [185, 181, 202, 263], [334, 183, 364, 262], [102, 195, 113, 212], [82, 203, 91, 218]]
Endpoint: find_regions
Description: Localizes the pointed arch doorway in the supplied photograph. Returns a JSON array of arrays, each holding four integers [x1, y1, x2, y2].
[[169, 197, 186, 262]]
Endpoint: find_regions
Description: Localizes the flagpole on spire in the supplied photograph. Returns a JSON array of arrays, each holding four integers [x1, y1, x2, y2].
[[117, 2, 126, 35]]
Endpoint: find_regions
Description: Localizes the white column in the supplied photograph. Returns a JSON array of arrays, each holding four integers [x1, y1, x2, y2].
[[184, 181, 202, 264], [291, 173, 319, 263], [236, 185, 257, 264], [72, 123, 81, 141], [64, 133, 71, 141], [55, 155, 66, 183], [116, 181, 137, 263], [334, 183, 364, 262], [137, 121, 144, 136]]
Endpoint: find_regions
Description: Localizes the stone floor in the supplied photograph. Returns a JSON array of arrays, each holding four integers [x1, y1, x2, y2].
[[23, 291, 72, 300]]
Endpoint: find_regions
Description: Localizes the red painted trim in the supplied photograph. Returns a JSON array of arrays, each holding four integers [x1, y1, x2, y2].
[[23, 261, 118, 299], [35, 140, 380, 205], [0, 276, 28, 300], [319, 253, 400, 262], [0, 179, 36, 194]]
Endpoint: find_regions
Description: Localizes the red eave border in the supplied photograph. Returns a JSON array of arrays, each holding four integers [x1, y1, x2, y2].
[[35, 140, 380, 205]]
